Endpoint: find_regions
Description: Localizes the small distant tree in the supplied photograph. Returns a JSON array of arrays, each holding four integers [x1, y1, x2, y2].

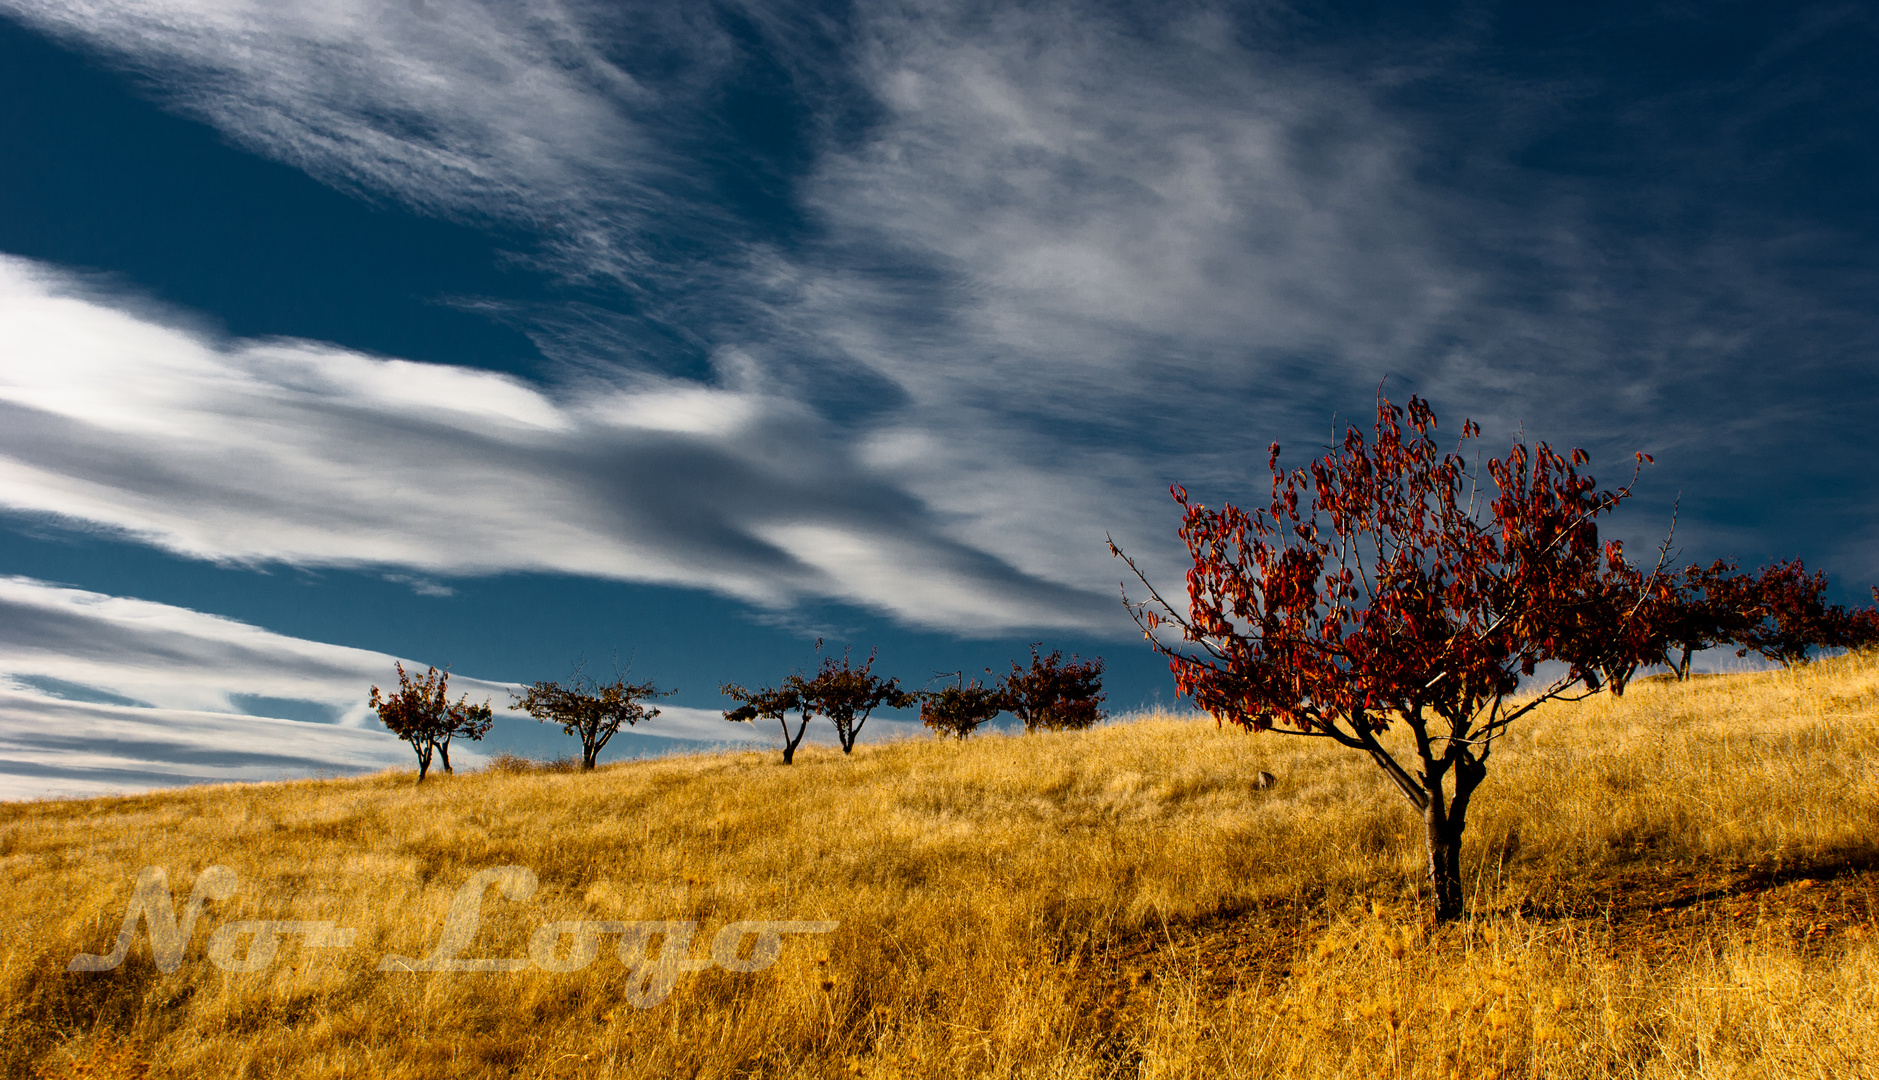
[[1736, 559, 1872, 667], [722, 682, 811, 764], [511, 665, 673, 770], [919, 674, 1008, 739], [437, 697, 494, 775], [369, 663, 493, 782], [797, 646, 916, 754], [1001, 645, 1105, 733], [1853, 590, 1879, 650], [1648, 559, 1760, 679], [1110, 394, 1667, 921]]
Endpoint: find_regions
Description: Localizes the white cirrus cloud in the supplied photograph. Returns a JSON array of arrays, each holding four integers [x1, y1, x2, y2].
[[0, 690, 412, 802], [0, 0, 1459, 591], [0, 574, 776, 800], [0, 573, 512, 721], [0, 257, 1116, 632], [0, 0, 685, 274], [1, 0, 1873, 606]]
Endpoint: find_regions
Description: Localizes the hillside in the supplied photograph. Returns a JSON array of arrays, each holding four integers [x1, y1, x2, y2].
[[4, 654, 1878, 1079]]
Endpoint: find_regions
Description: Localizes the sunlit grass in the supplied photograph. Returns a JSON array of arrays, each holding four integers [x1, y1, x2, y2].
[[5, 652, 1878, 1077]]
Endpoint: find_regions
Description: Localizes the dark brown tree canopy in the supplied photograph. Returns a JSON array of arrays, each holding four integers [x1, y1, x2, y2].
[[795, 648, 916, 754], [1112, 394, 1667, 921], [369, 663, 493, 782], [1002, 646, 1105, 733], [919, 676, 1007, 740], [722, 681, 812, 764], [511, 667, 671, 770], [1733, 559, 1877, 668], [724, 644, 916, 761], [1639, 557, 1879, 677], [1645, 559, 1761, 679]]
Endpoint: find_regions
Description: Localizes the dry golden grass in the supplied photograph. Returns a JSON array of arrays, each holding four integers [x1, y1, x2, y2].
[[4, 651, 1879, 1078]]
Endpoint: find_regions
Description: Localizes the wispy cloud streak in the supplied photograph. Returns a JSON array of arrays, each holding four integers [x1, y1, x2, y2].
[[0, 575, 776, 799], [0, 689, 410, 801], [1, 0, 1875, 617], [0, 574, 515, 721], [0, 258, 1112, 630]]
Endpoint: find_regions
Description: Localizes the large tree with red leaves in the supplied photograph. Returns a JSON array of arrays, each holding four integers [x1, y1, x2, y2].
[[1111, 394, 1668, 921]]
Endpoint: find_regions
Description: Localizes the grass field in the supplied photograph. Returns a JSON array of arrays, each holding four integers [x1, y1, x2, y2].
[[4, 652, 1878, 1078]]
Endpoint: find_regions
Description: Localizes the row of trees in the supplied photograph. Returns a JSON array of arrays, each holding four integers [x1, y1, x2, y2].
[[917, 646, 1106, 740], [369, 663, 671, 782], [1111, 392, 1877, 922], [721, 642, 1107, 763], [370, 643, 1109, 778], [1650, 557, 1879, 675]]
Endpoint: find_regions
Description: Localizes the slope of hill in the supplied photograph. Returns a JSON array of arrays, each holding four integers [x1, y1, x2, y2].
[[5, 654, 1878, 1078]]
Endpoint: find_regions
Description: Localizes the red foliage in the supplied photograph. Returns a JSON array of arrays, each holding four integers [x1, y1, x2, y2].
[[797, 646, 915, 754], [1001, 645, 1105, 733], [919, 676, 1007, 740], [1110, 394, 1666, 920], [1643, 559, 1760, 678], [723, 642, 914, 760], [1853, 591, 1879, 651], [511, 666, 671, 770], [1735, 558, 1876, 667], [369, 663, 493, 782]]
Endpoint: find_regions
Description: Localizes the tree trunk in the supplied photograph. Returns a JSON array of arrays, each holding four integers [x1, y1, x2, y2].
[[1425, 808, 1465, 921], [841, 715, 870, 754], [415, 743, 433, 783], [438, 739, 453, 774], [1677, 645, 1693, 680], [1424, 756, 1486, 922], [779, 714, 810, 764]]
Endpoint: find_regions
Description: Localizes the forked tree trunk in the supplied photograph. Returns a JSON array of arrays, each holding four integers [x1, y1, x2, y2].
[[581, 740, 599, 770], [437, 738, 453, 774], [1423, 757, 1486, 922], [1425, 806, 1466, 921], [780, 713, 811, 764], [1355, 719, 1472, 921]]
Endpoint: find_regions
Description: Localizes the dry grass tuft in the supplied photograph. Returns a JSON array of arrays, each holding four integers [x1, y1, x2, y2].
[[31, 1026, 150, 1079], [3, 652, 1878, 1077], [480, 752, 584, 776]]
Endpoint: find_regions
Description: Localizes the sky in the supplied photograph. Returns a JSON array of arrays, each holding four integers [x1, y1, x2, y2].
[[0, 0, 1874, 799]]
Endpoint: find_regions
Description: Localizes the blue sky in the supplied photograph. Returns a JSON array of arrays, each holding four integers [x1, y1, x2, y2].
[[0, 1, 1873, 798]]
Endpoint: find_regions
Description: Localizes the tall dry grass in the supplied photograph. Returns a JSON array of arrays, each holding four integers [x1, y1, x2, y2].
[[3, 652, 1877, 1078]]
